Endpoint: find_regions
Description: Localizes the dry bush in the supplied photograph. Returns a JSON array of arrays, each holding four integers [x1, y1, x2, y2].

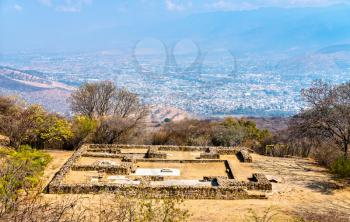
[[152, 117, 271, 148], [0, 147, 86, 222], [95, 195, 190, 222], [243, 206, 280, 222], [0, 192, 87, 222], [151, 119, 213, 146], [293, 208, 350, 222], [313, 142, 344, 168]]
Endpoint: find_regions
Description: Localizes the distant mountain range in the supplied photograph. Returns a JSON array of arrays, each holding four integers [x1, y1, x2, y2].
[[132, 4, 350, 54], [0, 66, 75, 92], [0, 66, 74, 114]]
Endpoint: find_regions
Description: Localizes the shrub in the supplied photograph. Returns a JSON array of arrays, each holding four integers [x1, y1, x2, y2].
[[0, 146, 52, 216], [0, 145, 51, 194], [96, 194, 190, 222], [243, 206, 280, 222], [294, 208, 350, 222], [330, 157, 350, 178]]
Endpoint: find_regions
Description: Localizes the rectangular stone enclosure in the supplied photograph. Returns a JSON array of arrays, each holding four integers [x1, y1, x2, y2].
[[45, 144, 272, 199]]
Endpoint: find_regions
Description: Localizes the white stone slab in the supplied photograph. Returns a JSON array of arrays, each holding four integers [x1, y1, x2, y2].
[[109, 180, 140, 185], [151, 180, 211, 186], [107, 175, 126, 180], [98, 160, 118, 166], [133, 168, 180, 176]]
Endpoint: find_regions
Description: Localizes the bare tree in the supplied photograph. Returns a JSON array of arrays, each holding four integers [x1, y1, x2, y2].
[[93, 107, 148, 144], [70, 81, 116, 118], [96, 81, 116, 116], [70, 82, 148, 144], [0, 105, 46, 149], [289, 80, 350, 159], [113, 87, 141, 118]]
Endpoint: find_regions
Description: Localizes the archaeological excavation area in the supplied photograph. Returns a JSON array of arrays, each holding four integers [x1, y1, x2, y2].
[[45, 144, 272, 199]]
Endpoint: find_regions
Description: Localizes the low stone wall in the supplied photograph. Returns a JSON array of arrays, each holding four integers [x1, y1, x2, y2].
[[237, 149, 253, 163], [72, 162, 133, 174], [46, 183, 267, 199], [217, 148, 239, 155], [224, 160, 235, 179], [146, 147, 167, 159], [45, 145, 88, 192], [82, 152, 145, 159], [88, 144, 242, 153], [199, 152, 220, 159], [45, 143, 270, 199], [134, 176, 164, 181], [136, 159, 225, 163], [215, 174, 272, 191], [252, 173, 271, 186], [87, 148, 121, 153]]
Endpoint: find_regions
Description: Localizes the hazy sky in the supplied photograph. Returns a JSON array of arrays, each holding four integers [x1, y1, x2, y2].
[[1, 0, 350, 53]]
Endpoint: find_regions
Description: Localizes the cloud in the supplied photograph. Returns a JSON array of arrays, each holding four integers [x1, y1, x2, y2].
[[206, 0, 350, 11], [38, 0, 52, 7], [13, 4, 23, 11], [165, 0, 192, 11], [208, 0, 256, 11], [38, 0, 92, 12]]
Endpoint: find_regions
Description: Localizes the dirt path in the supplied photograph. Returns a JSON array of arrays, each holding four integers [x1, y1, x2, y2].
[[41, 150, 73, 188]]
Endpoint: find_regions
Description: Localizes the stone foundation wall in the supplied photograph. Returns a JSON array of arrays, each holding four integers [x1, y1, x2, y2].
[[45, 143, 270, 199], [71, 163, 133, 174], [224, 160, 235, 179], [136, 159, 225, 163], [146, 147, 167, 159], [46, 183, 267, 200], [45, 144, 88, 191], [87, 148, 121, 153], [216, 174, 272, 191], [237, 149, 253, 162], [199, 152, 220, 159], [82, 152, 145, 159], [217, 148, 239, 155], [88, 144, 243, 153]]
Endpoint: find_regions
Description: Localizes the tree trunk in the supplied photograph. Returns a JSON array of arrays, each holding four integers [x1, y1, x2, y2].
[[344, 142, 349, 159]]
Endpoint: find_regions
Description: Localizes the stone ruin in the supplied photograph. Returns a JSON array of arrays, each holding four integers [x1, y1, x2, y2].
[[200, 147, 220, 159], [45, 144, 270, 200], [146, 147, 167, 159], [237, 149, 253, 163]]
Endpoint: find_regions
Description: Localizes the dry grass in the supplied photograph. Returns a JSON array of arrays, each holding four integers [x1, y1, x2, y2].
[[120, 148, 148, 154], [63, 170, 100, 184], [159, 151, 201, 160], [135, 162, 228, 179], [75, 157, 122, 165], [41, 150, 73, 188]]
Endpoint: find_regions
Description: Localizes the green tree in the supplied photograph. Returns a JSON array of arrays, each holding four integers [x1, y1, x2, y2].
[[35, 114, 73, 149], [71, 115, 98, 146]]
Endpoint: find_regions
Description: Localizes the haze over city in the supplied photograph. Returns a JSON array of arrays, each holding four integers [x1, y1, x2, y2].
[[1, 0, 350, 116]]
